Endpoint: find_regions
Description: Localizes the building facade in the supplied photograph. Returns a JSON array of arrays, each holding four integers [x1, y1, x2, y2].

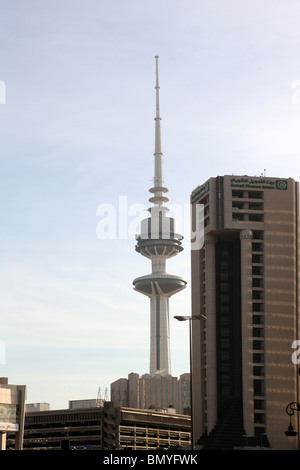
[[103, 403, 190, 450], [15, 406, 103, 450], [0, 377, 26, 450], [190, 175, 299, 449], [7, 402, 190, 451], [111, 372, 190, 415]]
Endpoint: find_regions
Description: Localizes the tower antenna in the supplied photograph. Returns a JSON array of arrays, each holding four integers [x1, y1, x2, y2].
[[149, 56, 169, 206], [154, 55, 162, 163]]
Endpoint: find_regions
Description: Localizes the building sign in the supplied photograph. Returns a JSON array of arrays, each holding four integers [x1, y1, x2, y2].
[[231, 177, 288, 190], [0, 404, 19, 431], [276, 179, 288, 190], [0, 423, 19, 431], [191, 181, 210, 203]]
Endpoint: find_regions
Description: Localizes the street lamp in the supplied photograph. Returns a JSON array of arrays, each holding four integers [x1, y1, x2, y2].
[[174, 314, 207, 450], [284, 402, 300, 438]]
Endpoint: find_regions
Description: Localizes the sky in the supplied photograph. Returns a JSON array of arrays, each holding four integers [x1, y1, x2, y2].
[[1, 0, 300, 409]]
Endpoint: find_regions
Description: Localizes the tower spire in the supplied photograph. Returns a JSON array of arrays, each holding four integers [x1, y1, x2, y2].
[[149, 56, 169, 206]]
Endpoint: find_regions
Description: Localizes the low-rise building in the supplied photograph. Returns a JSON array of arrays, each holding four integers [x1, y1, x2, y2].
[[10, 406, 103, 450], [0, 377, 26, 450], [7, 401, 190, 450], [103, 403, 191, 450]]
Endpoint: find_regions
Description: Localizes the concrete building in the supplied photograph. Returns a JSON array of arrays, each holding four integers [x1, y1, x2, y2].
[[0, 377, 26, 450], [111, 372, 190, 415], [103, 402, 190, 450], [7, 402, 190, 450], [12, 406, 103, 450], [190, 175, 299, 449], [68, 399, 101, 409], [26, 403, 50, 413]]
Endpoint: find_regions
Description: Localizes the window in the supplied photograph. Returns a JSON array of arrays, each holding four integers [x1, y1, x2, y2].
[[253, 366, 264, 376], [221, 339, 230, 349], [220, 282, 229, 292], [220, 272, 229, 281], [253, 327, 263, 337], [232, 190, 244, 198], [253, 353, 264, 364], [221, 327, 230, 337], [254, 400, 264, 410], [254, 380, 264, 396], [253, 291, 263, 300], [221, 351, 230, 361], [254, 413, 265, 424], [252, 242, 263, 252], [253, 315, 263, 325], [252, 266, 263, 276], [253, 340, 263, 350], [248, 191, 263, 199], [221, 386, 230, 396], [232, 214, 244, 221], [249, 214, 264, 222], [220, 312, 230, 321], [249, 203, 264, 211], [253, 303, 263, 312], [220, 261, 229, 269], [221, 373, 230, 384], [252, 278, 263, 288], [253, 231, 264, 240]]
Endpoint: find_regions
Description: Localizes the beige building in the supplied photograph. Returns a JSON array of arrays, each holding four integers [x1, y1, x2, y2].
[[26, 403, 50, 413], [16, 405, 103, 450], [8, 402, 190, 450], [103, 403, 190, 450], [111, 372, 190, 415], [0, 377, 26, 450], [190, 175, 299, 449]]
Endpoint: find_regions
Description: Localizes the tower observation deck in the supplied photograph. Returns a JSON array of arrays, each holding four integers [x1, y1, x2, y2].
[[133, 57, 187, 377]]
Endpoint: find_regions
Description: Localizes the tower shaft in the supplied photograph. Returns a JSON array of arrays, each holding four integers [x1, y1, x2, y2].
[[150, 291, 170, 376]]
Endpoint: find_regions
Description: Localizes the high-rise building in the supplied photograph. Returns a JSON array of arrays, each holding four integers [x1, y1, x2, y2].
[[111, 372, 191, 415], [190, 175, 299, 449], [133, 56, 186, 376]]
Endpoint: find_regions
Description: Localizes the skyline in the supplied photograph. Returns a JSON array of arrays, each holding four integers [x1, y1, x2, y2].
[[1, 0, 300, 409]]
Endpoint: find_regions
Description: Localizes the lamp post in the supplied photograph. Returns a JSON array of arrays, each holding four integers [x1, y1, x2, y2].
[[174, 314, 207, 450], [284, 402, 300, 439]]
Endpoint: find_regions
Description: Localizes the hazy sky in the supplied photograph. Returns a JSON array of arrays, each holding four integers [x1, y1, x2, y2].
[[1, 0, 300, 409]]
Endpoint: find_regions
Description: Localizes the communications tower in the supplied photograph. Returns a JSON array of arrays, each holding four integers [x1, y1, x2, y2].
[[133, 56, 187, 377]]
